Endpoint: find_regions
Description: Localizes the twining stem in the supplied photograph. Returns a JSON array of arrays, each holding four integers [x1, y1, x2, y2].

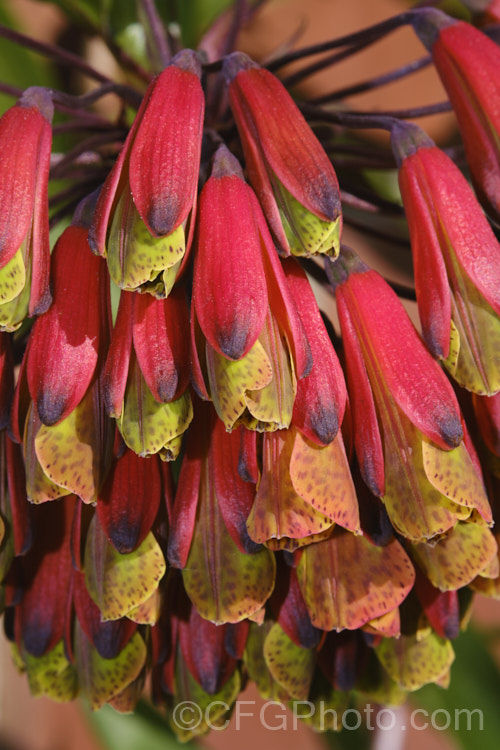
[[310, 55, 432, 105], [51, 82, 143, 110], [0, 23, 112, 84], [267, 11, 416, 70], [300, 102, 450, 128], [50, 130, 126, 179], [281, 40, 375, 88]]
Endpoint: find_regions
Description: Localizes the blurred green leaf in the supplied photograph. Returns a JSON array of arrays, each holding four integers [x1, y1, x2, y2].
[[413, 627, 500, 750], [175, 0, 236, 48], [87, 699, 198, 750], [0, 5, 58, 114]]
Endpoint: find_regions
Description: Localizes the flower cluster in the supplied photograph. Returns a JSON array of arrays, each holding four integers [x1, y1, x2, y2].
[[0, 3, 499, 738]]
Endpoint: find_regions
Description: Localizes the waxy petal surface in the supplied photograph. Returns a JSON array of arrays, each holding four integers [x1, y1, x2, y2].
[[27, 226, 105, 426], [132, 287, 190, 403], [96, 449, 162, 554], [129, 57, 204, 236], [194, 172, 267, 360], [337, 270, 462, 450]]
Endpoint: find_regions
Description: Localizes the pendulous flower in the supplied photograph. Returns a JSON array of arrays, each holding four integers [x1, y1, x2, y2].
[[412, 9, 500, 222], [0, 87, 53, 330], [327, 249, 492, 543], [392, 121, 500, 395], [224, 52, 342, 258], [89, 50, 204, 297], [191, 145, 311, 432]]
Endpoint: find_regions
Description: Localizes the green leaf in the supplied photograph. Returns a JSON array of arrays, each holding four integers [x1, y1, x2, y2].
[[0, 5, 58, 115], [87, 699, 196, 750], [413, 627, 500, 750], [175, 0, 236, 47]]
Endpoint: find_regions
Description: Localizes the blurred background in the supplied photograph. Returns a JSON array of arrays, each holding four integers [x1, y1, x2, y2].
[[0, 1, 499, 748]]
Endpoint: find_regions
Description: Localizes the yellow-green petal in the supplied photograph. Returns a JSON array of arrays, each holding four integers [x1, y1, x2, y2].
[[376, 632, 454, 691], [85, 516, 166, 621], [263, 623, 315, 700]]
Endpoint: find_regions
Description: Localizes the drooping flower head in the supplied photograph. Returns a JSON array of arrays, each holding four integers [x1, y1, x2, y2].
[[89, 50, 205, 297], [0, 87, 53, 330], [224, 53, 342, 258]]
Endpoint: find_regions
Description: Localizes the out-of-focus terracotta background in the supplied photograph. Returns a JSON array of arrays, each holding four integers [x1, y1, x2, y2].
[[0, 1, 499, 749]]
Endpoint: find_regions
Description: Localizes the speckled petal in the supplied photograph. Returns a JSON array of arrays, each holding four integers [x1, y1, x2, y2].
[[263, 622, 315, 700], [24, 403, 71, 503], [244, 621, 291, 702], [422, 437, 492, 522], [107, 190, 185, 296], [297, 530, 415, 632], [84, 515, 166, 621], [0, 248, 25, 304], [411, 521, 498, 591], [246, 429, 333, 549], [74, 620, 147, 710], [290, 429, 360, 532], [206, 337, 272, 430], [183, 457, 275, 624], [376, 632, 454, 691], [35, 386, 103, 505], [274, 179, 341, 257], [120, 356, 193, 459], [22, 640, 77, 702], [382, 406, 470, 542]]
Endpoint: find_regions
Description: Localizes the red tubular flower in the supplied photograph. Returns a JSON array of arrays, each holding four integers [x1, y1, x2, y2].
[[283, 259, 346, 446], [191, 145, 311, 432], [392, 122, 500, 395], [168, 401, 276, 624], [27, 223, 108, 427], [412, 9, 500, 221], [89, 50, 204, 297], [19, 196, 113, 506], [103, 287, 192, 460], [224, 53, 342, 258], [328, 250, 492, 542], [0, 87, 52, 330]]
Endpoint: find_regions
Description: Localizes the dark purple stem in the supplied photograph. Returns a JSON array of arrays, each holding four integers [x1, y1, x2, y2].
[[51, 82, 143, 110], [0, 24, 112, 84], [267, 11, 415, 71], [138, 0, 171, 69], [281, 40, 373, 89], [310, 55, 432, 105]]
